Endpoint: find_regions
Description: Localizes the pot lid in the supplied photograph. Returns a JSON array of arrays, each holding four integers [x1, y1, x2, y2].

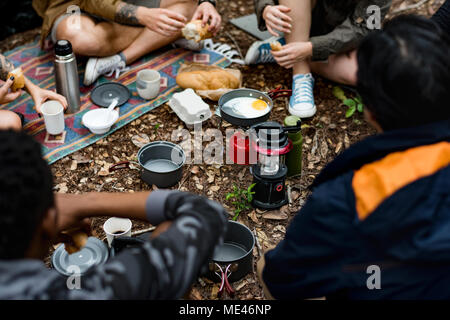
[[52, 237, 109, 276], [91, 82, 130, 108]]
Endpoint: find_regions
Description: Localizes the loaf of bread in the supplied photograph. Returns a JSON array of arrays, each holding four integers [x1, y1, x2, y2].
[[182, 20, 212, 42], [176, 64, 240, 91], [270, 41, 283, 51], [62, 229, 89, 254], [7, 67, 25, 92]]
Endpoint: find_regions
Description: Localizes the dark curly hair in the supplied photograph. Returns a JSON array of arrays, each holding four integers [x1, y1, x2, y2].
[[0, 130, 54, 259], [357, 15, 450, 130]]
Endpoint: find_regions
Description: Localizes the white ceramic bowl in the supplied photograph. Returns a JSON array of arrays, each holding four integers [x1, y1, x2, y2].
[[82, 109, 119, 135]]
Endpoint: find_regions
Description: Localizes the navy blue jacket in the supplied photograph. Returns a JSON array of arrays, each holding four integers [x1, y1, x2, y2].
[[262, 120, 450, 299]]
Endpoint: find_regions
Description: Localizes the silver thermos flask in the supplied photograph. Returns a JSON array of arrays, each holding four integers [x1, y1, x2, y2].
[[54, 40, 80, 113]]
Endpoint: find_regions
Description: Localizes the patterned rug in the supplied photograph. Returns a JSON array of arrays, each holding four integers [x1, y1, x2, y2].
[[2, 39, 230, 164]]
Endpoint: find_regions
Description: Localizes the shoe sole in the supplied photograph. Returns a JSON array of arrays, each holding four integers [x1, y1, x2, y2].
[[245, 37, 279, 65], [84, 57, 98, 86], [288, 103, 317, 118]]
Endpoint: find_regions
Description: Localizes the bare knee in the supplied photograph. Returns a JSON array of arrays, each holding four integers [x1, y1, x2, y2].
[[330, 52, 358, 86], [55, 17, 102, 55], [162, 0, 197, 19], [0, 111, 22, 131]]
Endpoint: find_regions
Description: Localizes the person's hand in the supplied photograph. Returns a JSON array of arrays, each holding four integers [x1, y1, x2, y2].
[[29, 86, 68, 114], [262, 5, 292, 37], [272, 42, 313, 69], [138, 7, 187, 36], [0, 77, 22, 104], [54, 193, 88, 232], [150, 221, 173, 239], [192, 2, 222, 35]]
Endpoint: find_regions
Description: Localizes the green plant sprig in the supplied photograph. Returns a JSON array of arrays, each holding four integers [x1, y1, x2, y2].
[[225, 183, 256, 221]]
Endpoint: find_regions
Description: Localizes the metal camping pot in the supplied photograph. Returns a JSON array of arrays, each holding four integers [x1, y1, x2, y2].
[[207, 221, 255, 297], [110, 141, 186, 188]]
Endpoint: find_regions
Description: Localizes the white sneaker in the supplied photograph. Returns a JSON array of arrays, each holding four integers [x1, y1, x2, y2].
[[288, 73, 317, 118], [84, 55, 129, 86], [245, 36, 285, 65], [173, 38, 204, 51]]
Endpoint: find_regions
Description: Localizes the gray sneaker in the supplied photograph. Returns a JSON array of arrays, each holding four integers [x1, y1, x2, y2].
[[84, 55, 128, 86]]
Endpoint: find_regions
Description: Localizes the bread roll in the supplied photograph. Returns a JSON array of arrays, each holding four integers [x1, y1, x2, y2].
[[182, 20, 212, 42], [176, 68, 240, 91], [63, 229, 88, 254], [270, 41, 283, 51], [7, 68, 25, 92]]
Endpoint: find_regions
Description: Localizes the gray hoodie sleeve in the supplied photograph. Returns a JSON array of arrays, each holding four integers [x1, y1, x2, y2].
[[23, 191, 228, 300], [310, 0, 392, 61]]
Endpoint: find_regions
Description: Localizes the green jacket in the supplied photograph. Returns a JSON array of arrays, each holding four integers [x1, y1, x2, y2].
[[254, 0, 392, 61]]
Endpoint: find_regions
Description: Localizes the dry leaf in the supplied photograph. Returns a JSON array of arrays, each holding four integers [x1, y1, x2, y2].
[[72, 154, 91, 164], [70, 160, 77, 171], [196, 184, 204, 190], [248, 210, 260, 224], [211, 286, 220, 300], [98, 167, 110, 176], [56, 183, 68, 194], [320, 140, 329, 159], [273, 225, 286, 233], [191, 166, 200, 174], [210, 185, 220, 192], [235, 280, 248, 291], [188, 288, 203, 300], [263, 210, 288, 220], [131, 134, 150, 148], [335, 141, 343, 154]]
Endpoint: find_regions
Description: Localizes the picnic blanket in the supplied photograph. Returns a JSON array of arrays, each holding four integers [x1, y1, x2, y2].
[[2, 39, 231, 164]]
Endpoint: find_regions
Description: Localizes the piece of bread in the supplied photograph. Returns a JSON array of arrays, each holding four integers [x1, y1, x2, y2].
[[7, 67, 25, 92], [182, 20, 212, 42], [270, 41, 283, 51], [176, 64, 240, 91], [62, 229, 88, 254]]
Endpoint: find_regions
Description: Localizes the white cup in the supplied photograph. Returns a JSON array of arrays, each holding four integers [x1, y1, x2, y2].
[[41, 100, 65, 135], [136, 69, 161, 100], [103, 217, 132, 247]]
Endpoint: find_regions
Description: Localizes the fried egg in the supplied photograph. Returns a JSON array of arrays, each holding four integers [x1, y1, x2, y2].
[[223, 97, 270, 118]]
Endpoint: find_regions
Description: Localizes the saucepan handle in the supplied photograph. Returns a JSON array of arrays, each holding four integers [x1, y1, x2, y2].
[[109, 161, 131, 172], [267, 87, 292, 100]]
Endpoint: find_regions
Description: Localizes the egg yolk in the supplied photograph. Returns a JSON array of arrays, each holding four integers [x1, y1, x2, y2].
[[251, 99, 268, 110]]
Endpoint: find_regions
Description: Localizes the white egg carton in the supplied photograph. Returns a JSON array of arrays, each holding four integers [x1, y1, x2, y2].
[[168, 88, 212, 128]]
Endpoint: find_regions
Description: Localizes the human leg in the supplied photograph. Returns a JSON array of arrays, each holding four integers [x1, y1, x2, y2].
[[0, 110, 22, 131], [310, 50, 358, 86]]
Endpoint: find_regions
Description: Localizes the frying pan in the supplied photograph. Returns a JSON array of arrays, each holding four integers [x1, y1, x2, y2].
[[218, 87, 291, 127]]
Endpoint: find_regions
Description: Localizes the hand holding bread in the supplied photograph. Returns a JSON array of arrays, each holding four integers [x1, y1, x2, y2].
[[270, 41, 283, 52], [7, 68, 25, 92], [61, 228, 89, 254], [182, 20, 213, 42]]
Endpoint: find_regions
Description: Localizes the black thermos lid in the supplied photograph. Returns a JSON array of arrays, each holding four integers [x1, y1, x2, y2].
[[54, 39, 73, 56]]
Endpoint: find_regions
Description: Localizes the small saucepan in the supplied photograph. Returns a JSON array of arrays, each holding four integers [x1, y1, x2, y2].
[[110, 141, 186, 188], [207, 221, 255, 297], [218, 87, 291, 128]]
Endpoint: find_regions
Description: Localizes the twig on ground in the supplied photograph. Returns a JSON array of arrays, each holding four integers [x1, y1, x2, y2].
[[253, 228, 262, 257], [131, 226, 156, 236], [178, 166, 192, 190]]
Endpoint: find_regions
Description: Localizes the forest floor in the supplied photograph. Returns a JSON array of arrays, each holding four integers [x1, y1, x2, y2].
[[0, 0, 444, 300]]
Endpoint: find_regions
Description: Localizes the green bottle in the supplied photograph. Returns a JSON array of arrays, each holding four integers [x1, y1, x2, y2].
[[284, 115, 302, 177]]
